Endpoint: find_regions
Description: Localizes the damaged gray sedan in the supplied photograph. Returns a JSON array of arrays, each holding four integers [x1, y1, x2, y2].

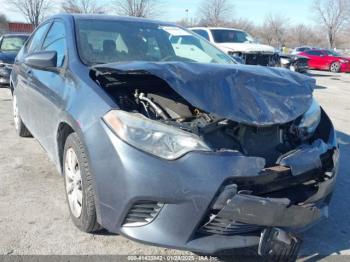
[[11, 14, 339, 259]]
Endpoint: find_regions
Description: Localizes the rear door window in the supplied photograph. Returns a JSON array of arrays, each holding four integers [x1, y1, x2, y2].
[[306, 50, 322, 56]]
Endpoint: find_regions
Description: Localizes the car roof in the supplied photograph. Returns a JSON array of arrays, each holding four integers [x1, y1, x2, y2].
[[49, 13, 177, 27], [190, 27, 245, 32]]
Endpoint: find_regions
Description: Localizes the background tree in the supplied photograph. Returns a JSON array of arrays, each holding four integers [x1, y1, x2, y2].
[[0, 13, 8, 34], [114, 0, 160, 18], [226, 18, 256, 34], [5, 0, 52, 27], [61, 0, 105, 14], [257, 14, 289, 48], [290, 24, 313, 47], [313, 0, 350, 48], [0, 13, 7, 24], [198, 0, 234, 26]]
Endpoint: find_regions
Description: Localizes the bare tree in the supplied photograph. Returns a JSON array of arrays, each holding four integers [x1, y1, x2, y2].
[[257, 14, 289, 48], [114, 0, 160, 18], [176, 17, 200, 28], [226, 18, 256, 34], [61, 0, 105, 14], [0, 13, 8, 33], [198, 0, 234, 26], [313, 0, 350, 48], [0, 13, 7, 24], [291, 24, 311, 46], [5, 0, 52, 27]]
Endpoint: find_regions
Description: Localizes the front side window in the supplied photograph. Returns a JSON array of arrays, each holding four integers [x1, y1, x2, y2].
[[26, 23, 51, 54], [192, 30, 210, 41], [210, 29, 256, 44], [0, 35, 28, 52], [75, 19, 234, 65], [42, 21, 67, 67]]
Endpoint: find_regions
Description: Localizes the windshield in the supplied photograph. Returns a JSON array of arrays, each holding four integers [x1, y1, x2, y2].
[[326, 50, 342, 57], [0, 35, 28, 52], [75, 19, 234, 65], [211, 29, 256, 44]]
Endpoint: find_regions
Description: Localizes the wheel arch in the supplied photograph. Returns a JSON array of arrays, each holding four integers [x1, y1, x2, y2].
[[57, 122, 75, 174], [56, 119, 102, 226]]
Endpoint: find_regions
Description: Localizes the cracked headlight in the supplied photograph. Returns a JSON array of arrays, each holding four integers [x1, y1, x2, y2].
[[295, 99, 321, 139], [103, 110, 211, 160]]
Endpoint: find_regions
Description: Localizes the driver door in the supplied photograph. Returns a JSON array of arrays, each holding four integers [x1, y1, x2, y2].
[[24, 20, 68, 160]]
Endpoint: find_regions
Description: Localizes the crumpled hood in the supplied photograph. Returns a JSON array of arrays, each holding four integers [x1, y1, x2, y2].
[[0, 52, 17, 64], [216, 43, 276, 53], [93, 62, 315, 126]]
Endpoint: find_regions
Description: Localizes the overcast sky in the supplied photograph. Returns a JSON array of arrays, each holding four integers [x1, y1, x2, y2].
[[2, 0, 316, 26]]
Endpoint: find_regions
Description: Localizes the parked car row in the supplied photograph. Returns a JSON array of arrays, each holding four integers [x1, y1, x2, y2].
[[2, 26, 348, 90], [297, 49, 350, 73], [0, 33, 29, 85], [8, 14, 339, 260]]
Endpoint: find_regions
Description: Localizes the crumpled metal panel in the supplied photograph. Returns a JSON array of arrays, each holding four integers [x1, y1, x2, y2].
[[278, 139, 330, 176], [92, 62, 315, 126]]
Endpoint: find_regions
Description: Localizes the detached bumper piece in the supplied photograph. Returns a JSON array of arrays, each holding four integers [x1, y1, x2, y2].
[[211, 193, 320, 228], [200, 189, 323, 237], [258, 228, 302, 262]]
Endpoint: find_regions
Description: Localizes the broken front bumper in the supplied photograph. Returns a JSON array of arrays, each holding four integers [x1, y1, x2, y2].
[[85, 111, 339, 254]]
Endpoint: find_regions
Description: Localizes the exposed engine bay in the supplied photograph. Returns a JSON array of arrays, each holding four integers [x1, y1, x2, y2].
[[92, 69, 311, 166]]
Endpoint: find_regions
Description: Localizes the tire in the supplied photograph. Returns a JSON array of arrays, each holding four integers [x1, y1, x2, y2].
[[330, 62, 341, 73], [63, 132, 101, 233], [13, 94, 32, 137]]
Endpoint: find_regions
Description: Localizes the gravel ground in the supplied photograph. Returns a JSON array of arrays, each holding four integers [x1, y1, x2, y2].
[[0, 70, 349, 260]]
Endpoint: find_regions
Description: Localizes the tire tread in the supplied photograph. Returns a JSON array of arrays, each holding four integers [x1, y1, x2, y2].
[[64, 133, 101, 233]]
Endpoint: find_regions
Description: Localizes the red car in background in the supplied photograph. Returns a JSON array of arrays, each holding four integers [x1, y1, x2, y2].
[[299, 49, 350, 73]]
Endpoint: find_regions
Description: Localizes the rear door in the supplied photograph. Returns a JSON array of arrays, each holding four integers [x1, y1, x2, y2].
[[23, 20, 68, 159], [323, 50, 339, 68], [304, 50, 324, 69]]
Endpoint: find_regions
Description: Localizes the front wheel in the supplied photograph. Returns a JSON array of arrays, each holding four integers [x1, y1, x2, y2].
[[13, 94, 32, 137], [330, 62, 341, 73], [63, 133, 101, 233]]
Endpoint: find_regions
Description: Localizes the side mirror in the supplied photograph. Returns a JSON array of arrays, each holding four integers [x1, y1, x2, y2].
[[24, 51, 57, 69]]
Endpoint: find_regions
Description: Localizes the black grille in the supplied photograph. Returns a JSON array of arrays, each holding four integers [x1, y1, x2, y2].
[[243, 53, 278, 66], [123, 201, 163, 227], [200, 216, 262, 236]]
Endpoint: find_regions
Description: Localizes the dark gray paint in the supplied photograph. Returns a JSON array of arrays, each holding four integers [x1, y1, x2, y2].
[[11, 14, 339, 254]]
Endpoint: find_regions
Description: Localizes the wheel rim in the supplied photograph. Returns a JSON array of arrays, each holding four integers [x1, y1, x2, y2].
[[331, 63, 340, 72], [65, 147, 83, 218], [13, 95, 20, 131]]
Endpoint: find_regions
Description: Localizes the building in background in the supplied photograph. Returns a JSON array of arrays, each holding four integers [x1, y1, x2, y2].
[[8, 23, 33, 33], [0, 22, 33, 35]]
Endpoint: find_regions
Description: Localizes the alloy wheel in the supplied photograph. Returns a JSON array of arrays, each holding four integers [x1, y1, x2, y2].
[[330, 62, 340, 73], [65, 147, 83, 218]]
